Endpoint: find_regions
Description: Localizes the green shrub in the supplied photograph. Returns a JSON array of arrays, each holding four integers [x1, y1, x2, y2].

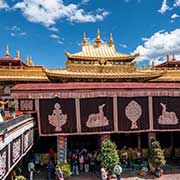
[[98, 139, 119, 175], [148, 139, 166, 169]]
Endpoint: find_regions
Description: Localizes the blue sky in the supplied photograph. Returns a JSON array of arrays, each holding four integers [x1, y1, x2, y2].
[[0, 0, 180, 67]]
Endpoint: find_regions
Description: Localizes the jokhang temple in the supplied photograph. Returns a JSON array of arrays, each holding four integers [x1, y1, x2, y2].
[[1, 31, 180, 179]]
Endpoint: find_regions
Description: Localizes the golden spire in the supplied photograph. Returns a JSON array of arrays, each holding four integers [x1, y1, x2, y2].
[[172, 53, 176, 61], [29, 56, 33, 65], [82, 32, 87, 46], [152, 60, 155, 68], [26, 56, 29, 65], [166, 54, 169, 62], [16, 50, 20, 59], [109, 33, 114, 46], [5, 45, 10, 58], [95, 29, 101, 47]]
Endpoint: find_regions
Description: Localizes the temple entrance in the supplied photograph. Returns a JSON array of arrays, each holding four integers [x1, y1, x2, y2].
[[67, 134, 100, 151], [111, 133, 148, 149]]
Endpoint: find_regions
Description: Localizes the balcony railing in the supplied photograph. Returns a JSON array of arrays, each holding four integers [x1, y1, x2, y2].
[[0, 114, 32, 133]]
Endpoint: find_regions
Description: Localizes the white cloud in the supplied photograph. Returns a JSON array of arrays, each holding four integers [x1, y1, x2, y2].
[[119, 43, 127, 48], [10, 32, 15, 36], [11, 25, 21, 31], [174, 0, 180, 7], [81, 0, 90, 4], [57, 40, 63, 44], [19, 32, 27, 36], [134, 29, 180, 65], [48, 27, 59, 32], [8, 25, 27, 37], [0, 0, 9, 9], [13, 0, 109, 27], [171, 13, 179, 19], [158, 0, 170, 14], [69, 9, 109, 23], [50, 34, 60, 39]]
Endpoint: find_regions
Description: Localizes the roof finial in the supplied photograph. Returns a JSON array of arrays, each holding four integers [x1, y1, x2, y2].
[[29, 56, 33, 65], [95, 29, 101, 47], [26, 56, 29, 65], [166, 54, 169, 62], [5, 45, 10, 58], [82, 32, 87, 46], [109, 33, 114, 46], [172, 53, 176, 61], [152, 60, 155, 68], [16, 50, 20, 59]]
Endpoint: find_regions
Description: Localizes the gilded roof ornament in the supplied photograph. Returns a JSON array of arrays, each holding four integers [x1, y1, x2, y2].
[[29, 56, 33, 65], [172, 53, 176, 61], [26, 56, 29, 65], [5, 45, 10, 58], [95, 29, 101, 47], [152, 60, 155, 68], [16, 50, 20, 59], [82, 32, 87, 46], [109, 33, 114, 46]]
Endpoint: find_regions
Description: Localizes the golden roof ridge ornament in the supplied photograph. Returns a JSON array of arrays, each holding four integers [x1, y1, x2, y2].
[[95, 29, 101, 47], [172, 53, 176, 61], [29, 56, 33, 65], [26, 56, 29, 65], [109, 33, 114, 46], [16, 50, 20, 59], [5, 45, 10, 58], [82, 32, 87, 46]]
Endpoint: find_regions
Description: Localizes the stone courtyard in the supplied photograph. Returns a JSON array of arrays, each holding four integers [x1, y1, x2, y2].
[[33, 163, 180, 180]]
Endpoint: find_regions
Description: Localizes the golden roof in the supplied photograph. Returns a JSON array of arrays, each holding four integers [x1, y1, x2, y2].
[[46, 68, 163, 81], [65, 45, 139, 60], [65, 32, 139, 61]]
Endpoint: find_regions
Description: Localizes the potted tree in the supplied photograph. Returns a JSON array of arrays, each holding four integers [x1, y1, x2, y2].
[[148, 139, 166, 175], [98, 139, 119, 180]]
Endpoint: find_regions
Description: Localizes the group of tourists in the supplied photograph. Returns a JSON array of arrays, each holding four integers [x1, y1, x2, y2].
[[101, 164, 122, 180], [27, 148, 64, 180], [69, 149, 99, 175]]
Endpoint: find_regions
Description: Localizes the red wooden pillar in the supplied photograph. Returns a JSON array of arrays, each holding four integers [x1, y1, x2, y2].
[[57, 135, 67, 164], [101, 134, 110, 144], [148, 132, 156, 144]]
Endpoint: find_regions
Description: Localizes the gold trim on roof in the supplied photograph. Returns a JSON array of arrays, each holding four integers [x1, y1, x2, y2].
[[65, 47, 139, 60]]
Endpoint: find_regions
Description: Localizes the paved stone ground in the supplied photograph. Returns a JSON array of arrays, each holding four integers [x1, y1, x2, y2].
[[32, 165, 180, 180]]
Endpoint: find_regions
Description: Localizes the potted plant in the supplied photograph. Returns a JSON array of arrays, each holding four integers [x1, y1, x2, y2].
[[148, 139, 166, 174], [98, 139, 119, 179]]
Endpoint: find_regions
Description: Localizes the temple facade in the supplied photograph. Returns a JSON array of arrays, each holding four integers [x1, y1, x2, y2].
[[1, 31, 180, 169]]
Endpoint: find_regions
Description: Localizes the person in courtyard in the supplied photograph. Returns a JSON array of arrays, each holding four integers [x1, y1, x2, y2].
[[28, 160, 35, 180], [72, 153, 79, 175], [56, 166, 64, 180], [155, 167, 163, 178], [136, 149, 142, 165], [120, 146, 129, 168], [11, 170, 17, 180], [47, 160, 54, 180], [101, 167, 108, 180], [84, 153, 90, 173], [34, 153, 41, 173], [49, 148, 55, 162], [79, 153, 84, 171], [113, 163, 122, 180]]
